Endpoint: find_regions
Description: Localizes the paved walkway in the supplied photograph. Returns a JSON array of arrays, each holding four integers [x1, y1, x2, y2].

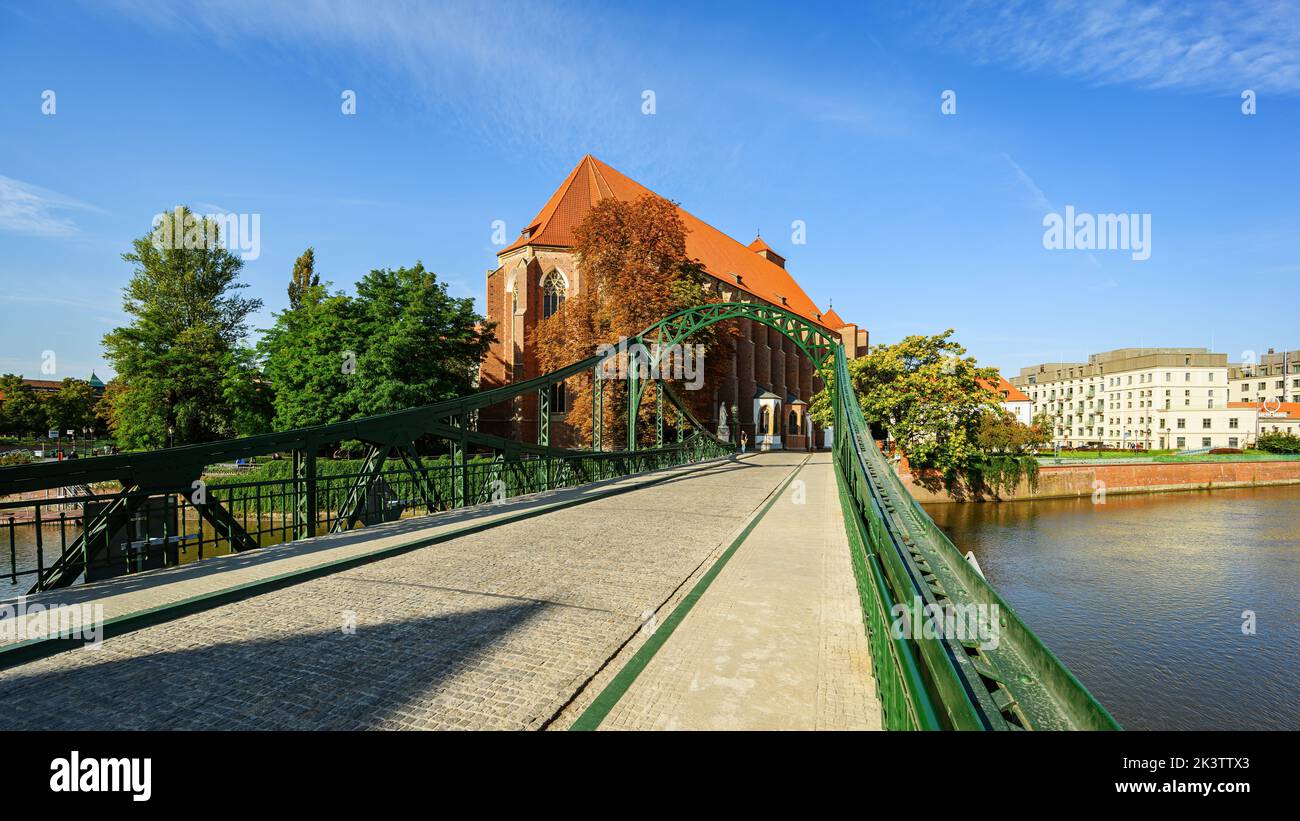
[[592, 453, 881, 730], [0, 451, 880, 731], [0, 454, 750, 648]]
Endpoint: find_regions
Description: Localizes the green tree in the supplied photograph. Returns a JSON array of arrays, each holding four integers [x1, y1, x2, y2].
[[976, 408, 1051, 454], [95, 378, 126, 440], [1031, 409, 1056, 434], [349, 263, 493, 416], [811, 330, 999, 474], [535, 194, 734, 443], [1256, 431, 1300, 454], [45, 378, 99, 434], [287, 247, 319, 310], [220, 347, 274, 437], [259, 263, 491, 430], [0, 374, 47, 437], [102, 206, 263, 449], [259, 285, 365, 429]]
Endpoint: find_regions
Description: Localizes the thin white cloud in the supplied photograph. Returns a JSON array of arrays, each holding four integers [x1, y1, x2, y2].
[[0, 176, 105, 237], [1001, 153, 1053, 211], [99, 0, 644, 161], [927, 0, 1300, 94]]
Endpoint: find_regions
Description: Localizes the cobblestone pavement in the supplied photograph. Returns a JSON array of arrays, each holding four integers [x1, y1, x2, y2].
[[598, 453, 882, 730], [0, 453, 748, 645], [0, 453, 806, 730]]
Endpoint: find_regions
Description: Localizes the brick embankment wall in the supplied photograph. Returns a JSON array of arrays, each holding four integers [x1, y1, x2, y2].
[[901, 459, 1300, 503]]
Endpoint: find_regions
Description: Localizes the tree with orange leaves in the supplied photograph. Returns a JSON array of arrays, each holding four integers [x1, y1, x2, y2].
[[537, 194, 734, 447]]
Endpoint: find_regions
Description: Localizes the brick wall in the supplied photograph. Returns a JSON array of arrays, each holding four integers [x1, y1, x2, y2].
[[901, 459, 1300, 503]]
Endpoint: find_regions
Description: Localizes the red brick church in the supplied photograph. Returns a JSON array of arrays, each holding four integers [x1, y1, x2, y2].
[[479, 155, 866, 449]]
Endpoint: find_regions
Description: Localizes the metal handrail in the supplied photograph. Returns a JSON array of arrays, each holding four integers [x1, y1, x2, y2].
[[831, 345, 1119, 730]]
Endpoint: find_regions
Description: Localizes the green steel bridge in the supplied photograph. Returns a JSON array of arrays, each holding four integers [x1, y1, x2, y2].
[[0, 302, 1118, 730]]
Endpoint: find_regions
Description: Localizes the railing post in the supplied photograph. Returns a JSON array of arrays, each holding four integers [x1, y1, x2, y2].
[[627, 369, 640, 452], [292, 450, 304, 539], [305, 446, 317, 538], [34, 504, 43, 584], [538, 385, 550, 447], [593, 370, 603, 452], [655, 382, 664, 448], [457, 420, 469, 507]]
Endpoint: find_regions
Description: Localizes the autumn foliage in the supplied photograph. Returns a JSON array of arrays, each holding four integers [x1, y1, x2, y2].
[[537, 194, 734, 446]]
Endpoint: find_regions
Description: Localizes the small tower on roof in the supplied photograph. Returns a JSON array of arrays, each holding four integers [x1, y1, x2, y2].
[[747, 234, 786, 269]]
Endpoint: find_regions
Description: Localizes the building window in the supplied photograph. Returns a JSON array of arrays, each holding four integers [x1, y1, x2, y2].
[[550, 381, 567, 413], [1202, 437, 1212, 447], [511, 278, 521, 315], [1202, 418, 1211, 428], [1229, 437, 1239, 448], [1229, 418, 1239, 429], [1176, 436, 1186, 448], [542, 271, 566, 319], [1176, 418, 1186, 429]]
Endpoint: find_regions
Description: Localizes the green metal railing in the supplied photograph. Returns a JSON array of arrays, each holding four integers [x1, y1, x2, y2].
[[0, 437, 732, 591], [830, 344, 1119, 730], [0, 300, 1119, 730]]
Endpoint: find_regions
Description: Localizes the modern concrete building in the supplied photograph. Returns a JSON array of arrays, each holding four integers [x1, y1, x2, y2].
[[1228, 348, 1300, 405], [1010, 348, 1257, 450]]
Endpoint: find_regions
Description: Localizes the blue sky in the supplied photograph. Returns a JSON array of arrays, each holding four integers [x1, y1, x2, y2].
[[2, 0, 1298, 381]]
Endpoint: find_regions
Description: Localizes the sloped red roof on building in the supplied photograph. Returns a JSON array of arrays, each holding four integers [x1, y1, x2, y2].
[[1229, 401, 1300, 419], [502, 155, 831, 329], [822, 307, 847, 328], [981, 375, 1031, 403]]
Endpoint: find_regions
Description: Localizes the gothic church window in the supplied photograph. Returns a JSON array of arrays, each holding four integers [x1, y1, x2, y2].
[[543, 270, 566, 318]]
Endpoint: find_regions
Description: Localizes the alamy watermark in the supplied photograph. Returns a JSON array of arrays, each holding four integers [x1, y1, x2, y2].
[[890, 595, 1000, 650], [151, 205, 261, 261], [596, 336, 705, 390], [0, 596, 104, 647], [1042, 205, 1151, 261]]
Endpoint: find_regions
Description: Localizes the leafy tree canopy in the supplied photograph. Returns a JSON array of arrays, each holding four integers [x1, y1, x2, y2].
[[810, 330, 1001, 474], [260, 263, 492, 429], [102, 206, 263, 448], [536, 194, 733, 444], [976, 408, 1051, 454], [287, 246, 319, 310], [45, 378, 99, 434], [0, 374, 46, 436]]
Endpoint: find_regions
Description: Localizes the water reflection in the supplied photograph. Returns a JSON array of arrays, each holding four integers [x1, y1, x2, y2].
[[925, 485, 1300, 730]]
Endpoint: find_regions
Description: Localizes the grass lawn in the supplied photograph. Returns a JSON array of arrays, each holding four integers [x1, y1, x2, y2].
[[1041, 449, 1175, 459], [1040, 449, 1296, 463]]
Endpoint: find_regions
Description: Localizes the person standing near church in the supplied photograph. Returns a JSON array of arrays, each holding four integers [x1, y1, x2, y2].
[[740, 431, 748, 453]]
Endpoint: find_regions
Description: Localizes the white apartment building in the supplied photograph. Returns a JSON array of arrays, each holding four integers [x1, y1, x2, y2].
[[1228, 348, 1300, 405], [1010, 348, 1258, 451]]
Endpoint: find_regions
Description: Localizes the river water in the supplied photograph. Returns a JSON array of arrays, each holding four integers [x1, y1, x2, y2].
[[925, 485, 1300, 730]]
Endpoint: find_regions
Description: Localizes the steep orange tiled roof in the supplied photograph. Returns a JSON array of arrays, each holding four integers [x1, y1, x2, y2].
[[747, 236, 774, 254], [981, 375, 1031, 403], [503, 155, 830, 330], [1229, 401, 1300, 419], [822, 307, 846, 328]]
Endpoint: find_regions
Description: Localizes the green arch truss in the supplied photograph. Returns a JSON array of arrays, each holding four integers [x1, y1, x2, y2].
[[617, 301, 841, 450]]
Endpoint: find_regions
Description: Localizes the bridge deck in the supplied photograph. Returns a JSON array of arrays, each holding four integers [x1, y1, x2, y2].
[[0, 452, 878, 730], [580, 453, 881, 730]]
